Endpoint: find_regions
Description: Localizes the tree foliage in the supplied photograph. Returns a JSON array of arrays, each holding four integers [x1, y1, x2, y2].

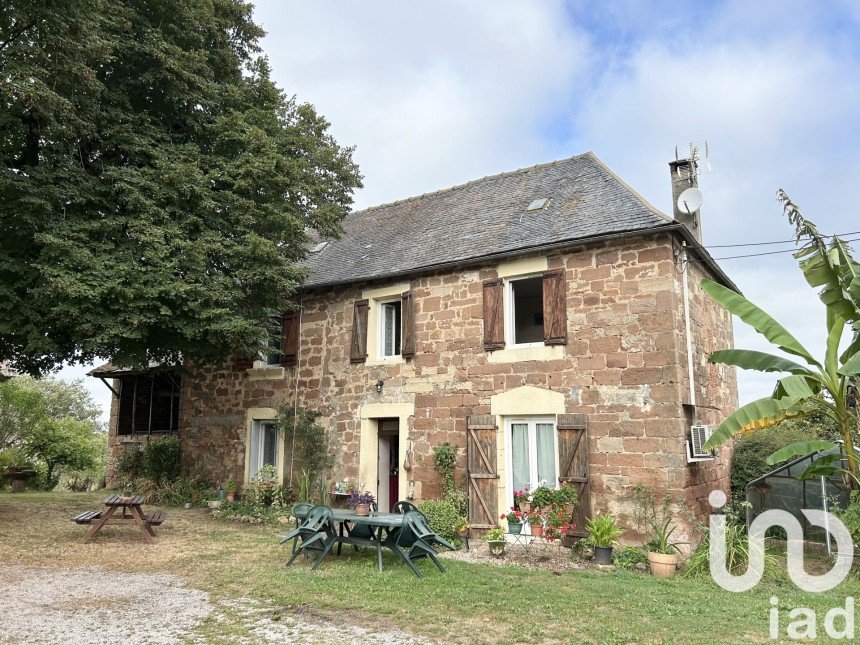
[[0, 376, 105, 488], [703, 197, 860, 478], [729, 413, 832, 500], [0, 0, 361, 375]]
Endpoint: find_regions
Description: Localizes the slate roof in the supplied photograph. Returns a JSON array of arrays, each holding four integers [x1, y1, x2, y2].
[[303, 152, 678, 288]]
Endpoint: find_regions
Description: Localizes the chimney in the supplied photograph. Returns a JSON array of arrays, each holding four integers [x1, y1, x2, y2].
[[669, 157, 702, 244]]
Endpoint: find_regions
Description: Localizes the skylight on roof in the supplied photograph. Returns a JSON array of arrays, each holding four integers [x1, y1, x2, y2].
[[527, 198, 550, 212], [310, 241, 329, 254]]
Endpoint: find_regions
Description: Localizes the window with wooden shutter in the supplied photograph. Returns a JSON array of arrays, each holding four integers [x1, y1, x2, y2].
[[482, 278, 505, 351], [281, 310, 299, 367], [542, 269, 567, 345], [350, 299, 369, 363], [401, 291, 415, 359], [556, 413, 589, 538]]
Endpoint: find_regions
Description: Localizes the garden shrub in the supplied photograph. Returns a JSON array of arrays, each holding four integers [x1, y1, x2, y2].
[[142, 437, 181, 484], [419, 498, 461, 542], [730, 414, 830, 500], [614, 546, 648, 571], [114, 444, 144, 481]]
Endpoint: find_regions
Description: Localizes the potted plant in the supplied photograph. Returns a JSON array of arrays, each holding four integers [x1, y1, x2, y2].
[[586, 514, 622, 565], [514, 488, 531, 513], [501, 508, 524, 534], [486, 527, 506, 557], [646, 517, 683, 578], [632, 486, 686, 578], [527, 511, 543, 538], [349, 490, 375, 516], [454, 516, 469, 538], [225, 480, 236, 503], [531, 485, 555, 512]]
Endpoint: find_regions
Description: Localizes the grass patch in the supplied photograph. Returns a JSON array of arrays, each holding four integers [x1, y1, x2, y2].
[[2, 491, 858, 643]]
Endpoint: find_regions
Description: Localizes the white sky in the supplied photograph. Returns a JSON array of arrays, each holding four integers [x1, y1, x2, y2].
[[61, 0, 860, 421]]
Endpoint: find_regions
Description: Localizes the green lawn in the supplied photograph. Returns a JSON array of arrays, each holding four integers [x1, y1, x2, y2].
[[1, 491, 857, 643]]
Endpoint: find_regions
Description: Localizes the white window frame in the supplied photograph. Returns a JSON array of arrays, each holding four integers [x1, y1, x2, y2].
[[249, 419, 279, 481], [505, 275, 545, 349], [504, 416, 559, 510], [377, 298, 402, 359]]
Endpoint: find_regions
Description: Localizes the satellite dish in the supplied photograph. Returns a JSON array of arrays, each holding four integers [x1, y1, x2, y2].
[[677, 187, 703, 214]]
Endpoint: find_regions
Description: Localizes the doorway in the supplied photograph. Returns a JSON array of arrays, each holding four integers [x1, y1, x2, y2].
[[376, 418, 400, 512]]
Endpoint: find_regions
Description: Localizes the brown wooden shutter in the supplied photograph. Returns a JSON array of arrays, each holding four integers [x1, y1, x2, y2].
[[280, 311, 299, 367], [482, 278, 505, 351], [542, 269, 567, 345], [557, 413, 589, 538], [467, 415, 499, 536], [350, 299, 369, 363], [401, 291, 415, 359]]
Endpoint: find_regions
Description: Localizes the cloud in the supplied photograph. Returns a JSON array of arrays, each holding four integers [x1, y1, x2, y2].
[[253, 0, 593, 207], [565, 6, 860, 403]]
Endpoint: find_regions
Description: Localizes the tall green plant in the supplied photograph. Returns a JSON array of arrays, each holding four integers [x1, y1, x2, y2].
[[703, 196, 860, 480], [433, 442, 458, 495], [277, 404, 333, 494]]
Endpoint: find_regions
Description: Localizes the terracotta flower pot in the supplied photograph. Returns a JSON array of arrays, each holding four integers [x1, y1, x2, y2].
[[226, 492, 235, 503], [520, 501, 531, 513], [530, 524, 543, 538], [354, 503, 370, 516], [648, 551, 678, 578]]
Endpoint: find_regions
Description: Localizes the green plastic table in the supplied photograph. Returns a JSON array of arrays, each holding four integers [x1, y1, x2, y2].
[[293, 508, 405, 572]]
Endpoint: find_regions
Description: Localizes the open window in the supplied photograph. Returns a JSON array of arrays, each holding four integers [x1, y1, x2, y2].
[[116, 371, 181, 436], [507, 276, 544, 346], [262, 316, 283, 366], [378, 299, 402, 358], [483, 269, 566, 351]]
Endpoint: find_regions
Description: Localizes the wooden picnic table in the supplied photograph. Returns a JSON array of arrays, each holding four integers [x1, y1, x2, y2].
[[293, 508, 405, 572], [77, 494, 165, 544]]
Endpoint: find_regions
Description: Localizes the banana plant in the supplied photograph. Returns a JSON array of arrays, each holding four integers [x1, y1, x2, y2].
[[702, 194, 860, 480]]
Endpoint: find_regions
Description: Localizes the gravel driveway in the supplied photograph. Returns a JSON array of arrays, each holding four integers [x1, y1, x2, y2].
[[1, 564, 429, 644]]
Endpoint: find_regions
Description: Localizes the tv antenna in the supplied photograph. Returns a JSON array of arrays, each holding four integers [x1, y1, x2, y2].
[[674, 140, 712, 174]]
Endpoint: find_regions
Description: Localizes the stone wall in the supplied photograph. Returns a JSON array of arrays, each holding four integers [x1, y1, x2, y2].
[[104, 232, 737, 541]]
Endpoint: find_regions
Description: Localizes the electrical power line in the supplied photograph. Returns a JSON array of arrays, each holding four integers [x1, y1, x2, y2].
[[703, 230, 860, 249], [709, 236, 860, 261]]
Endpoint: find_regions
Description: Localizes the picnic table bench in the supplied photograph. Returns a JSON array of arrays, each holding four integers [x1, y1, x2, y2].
[[73, 494, 166, 544]]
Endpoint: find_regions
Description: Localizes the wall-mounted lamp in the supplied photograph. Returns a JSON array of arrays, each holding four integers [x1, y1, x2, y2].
[[375, 379, 384, 394]]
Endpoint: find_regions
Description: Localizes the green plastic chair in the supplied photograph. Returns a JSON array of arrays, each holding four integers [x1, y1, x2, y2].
[[290, 502, 314, 528], [280, 502, 315, 555], [386, 511, 455, 578], [392, 501, 419, 514], [283, 505, 337, 571]]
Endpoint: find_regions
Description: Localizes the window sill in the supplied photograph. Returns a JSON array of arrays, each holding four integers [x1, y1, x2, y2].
[[247, 365, 286, 380], [366, 355, 406, 367], [487, 344, 565, 364]]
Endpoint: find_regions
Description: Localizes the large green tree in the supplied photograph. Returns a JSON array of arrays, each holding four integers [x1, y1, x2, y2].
[[703, 193, 860, 478], [0, 0, 361, 375]]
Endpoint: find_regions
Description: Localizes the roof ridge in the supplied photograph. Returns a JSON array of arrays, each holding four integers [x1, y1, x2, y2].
[[349, 152, 594, 217]]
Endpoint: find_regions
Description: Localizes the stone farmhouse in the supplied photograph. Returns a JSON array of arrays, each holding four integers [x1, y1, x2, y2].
[[91, 152, 738, 538]]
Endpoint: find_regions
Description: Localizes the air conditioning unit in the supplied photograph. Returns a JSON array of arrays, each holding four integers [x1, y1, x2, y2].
[[686, 424, 716, 463]]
